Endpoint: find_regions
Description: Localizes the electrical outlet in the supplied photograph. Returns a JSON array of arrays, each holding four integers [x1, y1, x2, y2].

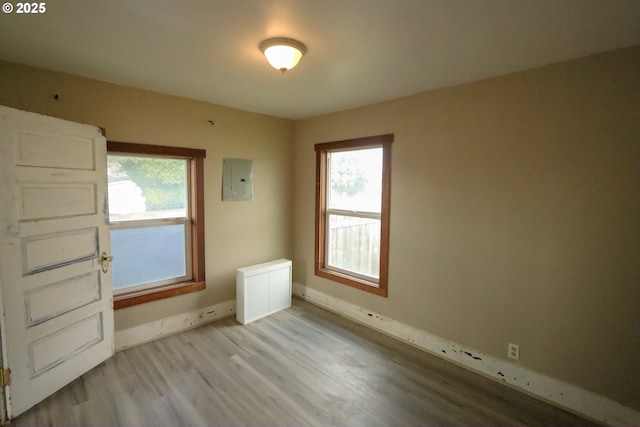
[[508, 343, 520, 360]]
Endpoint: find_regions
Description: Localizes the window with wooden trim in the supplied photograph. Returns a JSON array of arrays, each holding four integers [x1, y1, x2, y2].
[[315, 134, 393, 297], [106, 141, 206, 309]]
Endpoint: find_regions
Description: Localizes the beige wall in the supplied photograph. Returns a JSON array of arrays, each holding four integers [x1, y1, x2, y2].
[[0, 61, 294, 331], [293, 46, 640, 409]]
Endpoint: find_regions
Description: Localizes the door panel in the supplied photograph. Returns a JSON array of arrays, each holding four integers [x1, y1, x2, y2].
[[18, 183, 97, 220], [15, 130, 96, 170], [28, 313, 104, 377], [0, 105, 114, 419], [25, 271, 102, 326], [268, 268, 291, 313], [22, 228, 99, 275]]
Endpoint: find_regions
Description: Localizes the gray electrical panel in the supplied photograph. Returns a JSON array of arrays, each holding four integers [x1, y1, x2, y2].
[[222, 158, 253, 201]]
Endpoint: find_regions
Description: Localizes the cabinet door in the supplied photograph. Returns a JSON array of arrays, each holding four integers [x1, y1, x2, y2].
[[245, 274, 269, 323], [268, 267, 291, 313]]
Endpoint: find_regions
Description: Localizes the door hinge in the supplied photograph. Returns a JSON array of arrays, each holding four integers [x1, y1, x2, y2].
[[0, 368, 10, 387]]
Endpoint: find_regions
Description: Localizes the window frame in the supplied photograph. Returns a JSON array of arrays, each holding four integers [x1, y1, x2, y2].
[[107, 141, 206, 309], [315, 134, 393, 297]]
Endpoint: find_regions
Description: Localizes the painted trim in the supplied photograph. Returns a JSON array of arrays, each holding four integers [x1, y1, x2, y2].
[[292, 283, 640, 427], [114, 300, 236, 352]]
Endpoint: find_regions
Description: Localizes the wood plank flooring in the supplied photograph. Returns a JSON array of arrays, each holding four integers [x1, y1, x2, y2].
[[13, 298, 600, 426]]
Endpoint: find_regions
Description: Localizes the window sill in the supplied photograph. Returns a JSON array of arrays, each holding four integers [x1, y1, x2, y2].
[[315, 267, 387, 297], [113, 280, 205, 310]]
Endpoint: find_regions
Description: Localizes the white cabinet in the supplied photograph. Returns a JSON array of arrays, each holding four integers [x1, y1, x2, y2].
[[236, 259, 292, 325]]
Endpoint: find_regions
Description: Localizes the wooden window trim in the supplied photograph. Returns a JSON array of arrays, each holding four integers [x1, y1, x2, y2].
[[314, 134, 393, 297], [107, 141, 206, 309]]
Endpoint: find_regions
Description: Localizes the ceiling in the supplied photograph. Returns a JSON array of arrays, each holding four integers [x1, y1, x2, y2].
[[1, 0, 639, 119]]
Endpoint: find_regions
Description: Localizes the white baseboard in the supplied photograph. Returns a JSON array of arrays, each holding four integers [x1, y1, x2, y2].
[[292, 282, 639, 427], [114, 299, 236, 352]]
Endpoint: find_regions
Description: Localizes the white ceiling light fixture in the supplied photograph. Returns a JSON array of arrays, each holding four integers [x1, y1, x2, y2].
[[260, 37, 306, 73]]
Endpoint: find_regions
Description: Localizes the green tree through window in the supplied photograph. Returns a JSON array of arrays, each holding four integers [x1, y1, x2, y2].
[[108, 156, 186, 211]]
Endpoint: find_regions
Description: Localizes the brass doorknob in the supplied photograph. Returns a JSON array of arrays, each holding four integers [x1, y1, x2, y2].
[[101, 252, 113, 273]]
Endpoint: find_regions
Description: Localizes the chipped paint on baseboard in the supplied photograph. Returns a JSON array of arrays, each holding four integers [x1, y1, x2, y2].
[[114, 299, 236, 352], [292, 282, 640, 427]]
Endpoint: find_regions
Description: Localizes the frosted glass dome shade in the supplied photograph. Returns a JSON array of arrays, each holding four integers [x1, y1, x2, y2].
[[260, 38, 306, 72]]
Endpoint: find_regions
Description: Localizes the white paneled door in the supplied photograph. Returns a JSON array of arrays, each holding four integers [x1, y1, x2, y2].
[[0, 105, 114, 419]]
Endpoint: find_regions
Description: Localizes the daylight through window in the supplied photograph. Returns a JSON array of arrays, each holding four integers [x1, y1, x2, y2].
[[108, 155, 190, 291], [315, 134, 392, 297], [107, 141, 206, 309]]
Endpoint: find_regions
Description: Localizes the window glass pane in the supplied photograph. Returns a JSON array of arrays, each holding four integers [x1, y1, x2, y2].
[[327, 214, 380, 280], [329, 148, 382, 213], [108, 155, 187, 221], [110, 224, 186, 290]]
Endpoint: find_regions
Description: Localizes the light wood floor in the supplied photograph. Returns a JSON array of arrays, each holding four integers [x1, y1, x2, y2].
[[13, 298, 599, 426]]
